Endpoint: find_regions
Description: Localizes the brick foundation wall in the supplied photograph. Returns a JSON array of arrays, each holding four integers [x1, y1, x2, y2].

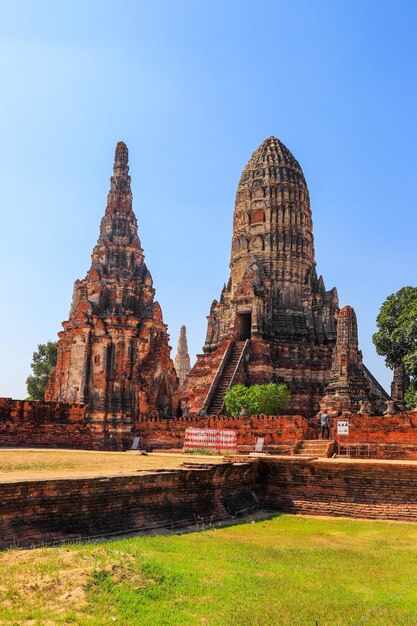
[[257, 458, 417, 522], [135, 414, 312, 449], [3, 396, 417, 458], [0, 463, 257, 549], [4, 456, 417, 549], [0, 398, 94, 449]]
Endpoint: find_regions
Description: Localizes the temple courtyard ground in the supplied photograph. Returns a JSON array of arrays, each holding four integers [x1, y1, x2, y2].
[[2, 448, 417, 483], [0, 449, 224, 482], [1, 514, 417, 625]]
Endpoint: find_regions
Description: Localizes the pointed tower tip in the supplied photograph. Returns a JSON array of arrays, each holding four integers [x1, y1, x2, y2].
[[339, 305, 356, 318], [114, 141, 129, 165]]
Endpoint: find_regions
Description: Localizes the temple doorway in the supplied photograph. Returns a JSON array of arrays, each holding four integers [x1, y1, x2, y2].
[[156, 378, 171, 417], [236, 312, 252, 341]]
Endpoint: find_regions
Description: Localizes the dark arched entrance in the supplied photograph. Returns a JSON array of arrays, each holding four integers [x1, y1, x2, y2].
[[156, 378, 171, 417]]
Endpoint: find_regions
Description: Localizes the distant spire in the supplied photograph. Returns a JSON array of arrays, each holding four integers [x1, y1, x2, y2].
[[174, 325, 191, 386]]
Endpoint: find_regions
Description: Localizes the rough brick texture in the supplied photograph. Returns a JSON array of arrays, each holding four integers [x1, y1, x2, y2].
[[0, 463, 256, 549], [313, 412, 417, 443], [181, 137, 388, 417], [4, 456, 417, 549], [258, 457, 417, 522], [135, 414, 312, 450], [182, 137, 339, 417], [320, 306, 376, 413], [45, 142, 178, 444], [0, 398, 93, 448], [4, 398, 417, 458]]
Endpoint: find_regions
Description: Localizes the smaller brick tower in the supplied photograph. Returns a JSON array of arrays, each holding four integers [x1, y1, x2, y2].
[[320, 306, 370, 413], [46, 142, 178, 447], [391, 364, 409, 409], [174, 325, 191, 387]]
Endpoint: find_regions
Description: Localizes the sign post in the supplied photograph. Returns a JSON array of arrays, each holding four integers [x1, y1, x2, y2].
[[337, 419, 349, 456]]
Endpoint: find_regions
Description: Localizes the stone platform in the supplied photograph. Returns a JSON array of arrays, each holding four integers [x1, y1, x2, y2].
[[3, 452, 417, 549]]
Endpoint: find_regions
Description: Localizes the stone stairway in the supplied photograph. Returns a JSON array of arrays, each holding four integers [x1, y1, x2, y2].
[[207, 341, 246, 414], [294, 439, 332, 458]]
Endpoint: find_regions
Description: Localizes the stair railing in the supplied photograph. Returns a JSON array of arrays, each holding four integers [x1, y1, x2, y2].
[[218, 339, 250, 414], [201, 340, 233, 415]]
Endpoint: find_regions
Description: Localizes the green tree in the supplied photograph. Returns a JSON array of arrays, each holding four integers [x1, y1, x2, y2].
[[405, 386, 417, 410], [224, 383, 291, 416], [373, 286, 417, 409], [26, 341, 58, 401]]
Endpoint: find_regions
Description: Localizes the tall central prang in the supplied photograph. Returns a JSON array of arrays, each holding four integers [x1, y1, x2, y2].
[[182, 137, 340, 415], [204, 136, 338, 349], [182, 136, 390, 416]]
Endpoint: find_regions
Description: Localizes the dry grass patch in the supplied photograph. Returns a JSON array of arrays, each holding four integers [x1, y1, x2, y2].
[[0, 544, 154, 624], [1, 548, 92, 611], [0, 449, 223, 482]]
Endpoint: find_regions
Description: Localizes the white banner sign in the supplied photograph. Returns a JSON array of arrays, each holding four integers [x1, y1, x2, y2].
[[184, 428, 237, 451], [337, 419, 349, 436]]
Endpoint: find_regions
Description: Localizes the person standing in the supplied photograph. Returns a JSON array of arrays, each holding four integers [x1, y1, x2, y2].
[[320, 411, 330, 439]]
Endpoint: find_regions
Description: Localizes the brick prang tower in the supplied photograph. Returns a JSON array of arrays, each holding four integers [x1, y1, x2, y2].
[[320, 305, 371, 413], [182, 136, 340, 416], [174, 325, 191, 387], [46, 142, 178, 446]]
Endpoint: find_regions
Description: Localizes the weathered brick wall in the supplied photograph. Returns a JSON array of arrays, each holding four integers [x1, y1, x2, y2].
[[3, 396, 417, 457], [4, 456, 417, 549], [309, 412, 417, 459], [325, 412, 417, 443], [0, 400, 312, 451], [135, 414, 312, 449], [258, 458, 417, 522], [0, 398, 94, 449], [0, 463, 257, 549], [345, 442, 417, 460]]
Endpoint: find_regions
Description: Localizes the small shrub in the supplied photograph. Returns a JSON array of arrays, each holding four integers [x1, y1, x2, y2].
[[224, 382, 291, 416]]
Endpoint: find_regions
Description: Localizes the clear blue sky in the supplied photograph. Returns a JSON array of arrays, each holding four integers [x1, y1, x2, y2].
[[1, 0, 416, 398]]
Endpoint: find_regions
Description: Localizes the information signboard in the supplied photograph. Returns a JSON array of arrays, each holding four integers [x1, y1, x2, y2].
[[337, 419, 349, 436]]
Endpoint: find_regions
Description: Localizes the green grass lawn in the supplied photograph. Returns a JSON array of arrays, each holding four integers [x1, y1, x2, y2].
[[1, 514, 417, 625]]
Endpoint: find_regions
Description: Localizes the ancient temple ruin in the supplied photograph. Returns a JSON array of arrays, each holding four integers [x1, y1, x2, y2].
[[46, 142, 178, 444], [391, 364, 409, 409], [181, 137, 389, 416], [174, 325, 191, 387], [320, 306, 371, 414]]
